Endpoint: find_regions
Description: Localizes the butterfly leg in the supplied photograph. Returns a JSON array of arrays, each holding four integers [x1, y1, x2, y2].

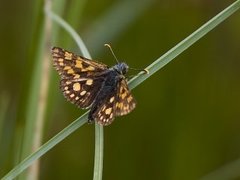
[[88, 104, 99, 123], [88, 112, 95, 124], [88, 118, 95, 124]]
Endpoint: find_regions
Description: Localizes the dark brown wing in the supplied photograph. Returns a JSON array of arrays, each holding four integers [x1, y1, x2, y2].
[[52, 47, 109, 109], [60, 77, 105, 109], [93, 92, 118, 126], [94, 79, 136, 126], [52, 47, 108, 79], [114, 79, 136, 116]]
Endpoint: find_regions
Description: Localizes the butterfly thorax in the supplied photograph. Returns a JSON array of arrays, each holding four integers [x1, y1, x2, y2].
[[112, 62, 129, 75]]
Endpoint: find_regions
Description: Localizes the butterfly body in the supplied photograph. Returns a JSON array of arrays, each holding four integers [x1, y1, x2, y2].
[[52, 47, 136, 126]]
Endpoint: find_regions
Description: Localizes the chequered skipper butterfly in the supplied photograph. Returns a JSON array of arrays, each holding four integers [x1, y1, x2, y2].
[[52, 45, 147, 126]]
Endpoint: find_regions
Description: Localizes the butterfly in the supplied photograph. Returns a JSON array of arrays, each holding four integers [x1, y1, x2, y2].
[[51, 45, 145, 126]]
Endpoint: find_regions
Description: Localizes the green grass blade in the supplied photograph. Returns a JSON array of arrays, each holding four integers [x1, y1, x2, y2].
[[129, 0, 240, 89], [57, 0, 87, 47], [45, 5, 90, 58], [2, 114, 88, 180], [18, 1, 46, 179], [2, 0, 240, 179], [93, 124, 104, 180], [200, 158, 240, 180]]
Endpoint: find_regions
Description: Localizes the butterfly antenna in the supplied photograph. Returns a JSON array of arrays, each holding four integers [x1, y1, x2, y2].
[[104, 43, 119, 63]]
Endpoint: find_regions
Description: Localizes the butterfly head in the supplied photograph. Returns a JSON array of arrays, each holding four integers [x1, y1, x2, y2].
[[114, 62, 129, 75]]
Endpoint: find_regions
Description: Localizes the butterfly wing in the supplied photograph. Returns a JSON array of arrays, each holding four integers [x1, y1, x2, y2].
[[52, 47, 109, 109], [60, 77, 105, 109], [92, 90, 118, 126], [52, 47, 136, 125], [93, 78, 136, 126], [115, 79, 136, 116], [52, 47, 108, 79]]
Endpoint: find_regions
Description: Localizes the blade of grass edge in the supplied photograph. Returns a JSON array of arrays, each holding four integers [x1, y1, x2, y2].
[[58, 0, 87, 48], [128, 0, 240, 89], [93, 123, 104, 180], [18, 1, 46, 179], [2, 114, 88, 180], [200, 158, 240, 180], [2, 0, 240, 179], [45, 6, 90, 57]]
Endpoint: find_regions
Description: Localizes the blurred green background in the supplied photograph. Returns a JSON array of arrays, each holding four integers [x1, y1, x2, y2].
[[1, 0, 240, 179]]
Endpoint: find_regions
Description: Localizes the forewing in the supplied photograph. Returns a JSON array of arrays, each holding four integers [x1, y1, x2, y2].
[[60, 77, 105, 109], [52, 47, 108, 78], [115, 79, 136, 116]]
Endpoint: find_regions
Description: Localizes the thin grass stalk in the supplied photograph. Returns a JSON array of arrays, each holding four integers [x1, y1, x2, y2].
[[200, 158, 240, 180], [51, 0, 66, 42], [19, 2, 46, 180], [26, 1, 53, 179], [2, 114, 88, 180], [128, 0, 240, 89], [93, 124, 104, 180], [45, 6, 90, 57], [58, 0, 87, 47]]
